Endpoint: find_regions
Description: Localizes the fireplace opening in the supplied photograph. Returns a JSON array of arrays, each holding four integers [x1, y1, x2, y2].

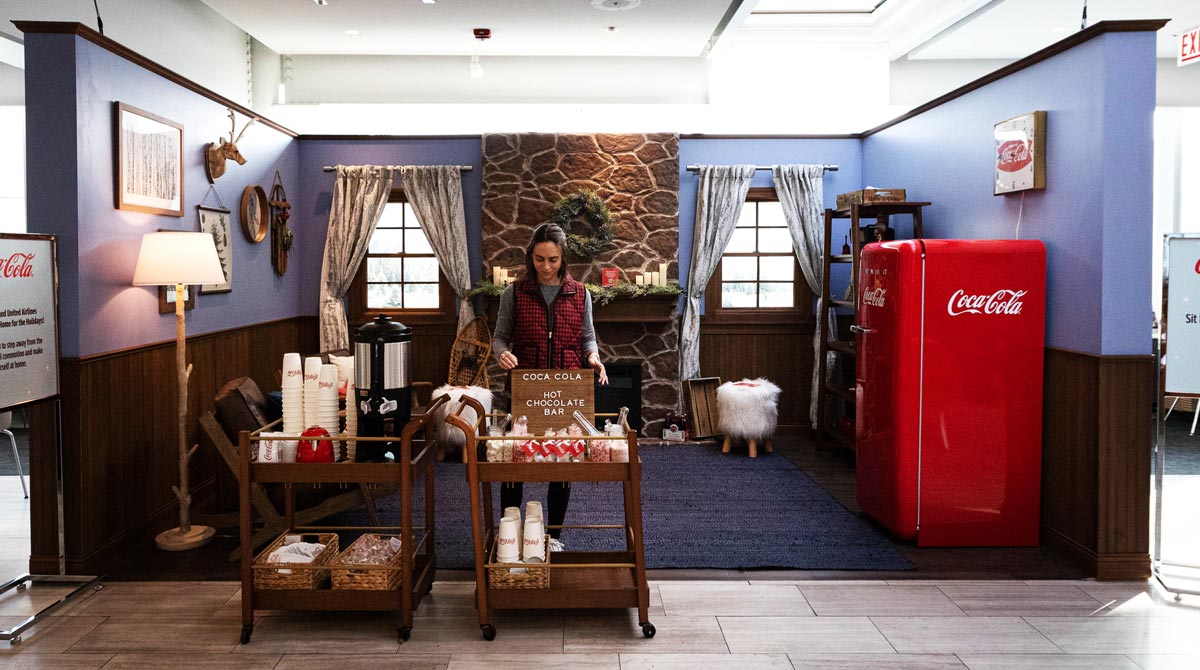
[[594, 360, 642, 434]]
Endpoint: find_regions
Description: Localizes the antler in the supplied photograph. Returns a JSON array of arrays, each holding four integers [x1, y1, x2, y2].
[[225, 109, 236, 141], [234, 117, 255, 144]]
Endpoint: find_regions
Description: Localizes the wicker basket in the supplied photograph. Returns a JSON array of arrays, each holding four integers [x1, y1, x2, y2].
[[332, 534, 404, 591], [252, 532, 338, 590], [486, 535, 550, 589]]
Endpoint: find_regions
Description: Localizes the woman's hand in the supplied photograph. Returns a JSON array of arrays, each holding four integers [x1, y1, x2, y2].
[[498, 350, 518, 371], [588, 352, 608, 385]]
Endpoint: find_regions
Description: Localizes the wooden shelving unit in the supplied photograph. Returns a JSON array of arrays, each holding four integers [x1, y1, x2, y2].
[[815, 201, 929, 452], [236, 414, 439, 645], [447, 412, 655, 641]]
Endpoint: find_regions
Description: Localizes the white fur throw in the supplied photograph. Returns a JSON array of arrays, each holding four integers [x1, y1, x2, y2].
[[427, 384, 493, 446], [717, 378, 782, 439]]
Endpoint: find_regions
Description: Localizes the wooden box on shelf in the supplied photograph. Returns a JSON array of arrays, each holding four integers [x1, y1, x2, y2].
[[252, 532, 339, 590], [836, 188, 907, 209], [331, 534, 405, 591]]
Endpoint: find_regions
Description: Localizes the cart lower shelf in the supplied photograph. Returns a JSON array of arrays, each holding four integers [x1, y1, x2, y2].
[[487, 551, 641, 610]]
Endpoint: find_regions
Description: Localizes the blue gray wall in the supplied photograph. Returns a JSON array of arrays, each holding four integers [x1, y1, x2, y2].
[[863, 32, 1156, 356], [25, 32, 301, 358]]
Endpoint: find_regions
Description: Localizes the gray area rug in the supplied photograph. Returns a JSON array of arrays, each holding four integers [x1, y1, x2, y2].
[[330, 443, 914, 571]]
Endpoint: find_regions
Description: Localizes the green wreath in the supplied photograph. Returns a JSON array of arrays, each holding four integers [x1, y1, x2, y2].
[[550, 190, 614, 259]]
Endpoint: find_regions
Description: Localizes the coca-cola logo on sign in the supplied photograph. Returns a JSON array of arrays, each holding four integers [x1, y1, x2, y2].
[[996, 141, 1032, 172], [1194, 258, 1200, 275], [0, 253, 35, 278], [862, 287, 887, 307], [947, 289, 1028, 316]]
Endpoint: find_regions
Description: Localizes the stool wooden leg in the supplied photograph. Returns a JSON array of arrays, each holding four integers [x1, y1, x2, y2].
[[765, 437, 774, 453], [722, 435, 731, 453], [748, 438, 758, 458]]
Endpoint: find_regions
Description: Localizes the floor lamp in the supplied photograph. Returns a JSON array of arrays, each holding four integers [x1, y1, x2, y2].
[[133, 232, 226, 551]]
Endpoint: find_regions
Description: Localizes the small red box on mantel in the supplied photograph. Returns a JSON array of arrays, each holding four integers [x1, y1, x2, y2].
[[601, 268, 619, 287]]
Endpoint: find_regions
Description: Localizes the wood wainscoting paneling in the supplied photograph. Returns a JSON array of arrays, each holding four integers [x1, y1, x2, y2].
[[698, 322, 815, 428], [1041, 347, 1154, 580], [31, 317, 319, 575]]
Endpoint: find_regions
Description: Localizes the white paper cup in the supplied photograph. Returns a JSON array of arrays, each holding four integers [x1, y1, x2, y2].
[[282, 353, 303, 387], [522, 517, 545, 562], [497, 516, 521, 561], [318, 364, 339, 398], [525, 501, 543, 525], [304, 356, 323, 383]]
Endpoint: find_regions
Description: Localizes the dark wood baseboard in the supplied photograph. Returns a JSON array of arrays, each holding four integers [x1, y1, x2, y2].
[[1041, 524, 1150, 581]]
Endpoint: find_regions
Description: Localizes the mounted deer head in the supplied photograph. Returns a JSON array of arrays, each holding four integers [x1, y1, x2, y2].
[[204, 109, 253, 183]]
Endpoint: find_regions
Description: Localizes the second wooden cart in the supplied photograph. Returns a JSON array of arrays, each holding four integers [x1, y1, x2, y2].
[[447, 409, 655, 641]]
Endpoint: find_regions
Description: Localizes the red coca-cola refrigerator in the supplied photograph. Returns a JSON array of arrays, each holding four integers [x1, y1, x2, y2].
[[854, 239, 1045, 546]]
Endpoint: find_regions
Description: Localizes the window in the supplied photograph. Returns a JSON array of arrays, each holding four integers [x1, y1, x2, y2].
[[705, 188, 811, 323], [350, 190, 453, 323]]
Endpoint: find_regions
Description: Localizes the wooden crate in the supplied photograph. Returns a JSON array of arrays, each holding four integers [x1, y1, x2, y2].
[[684, 377, 721, 439], [836, 188, 907, 210]]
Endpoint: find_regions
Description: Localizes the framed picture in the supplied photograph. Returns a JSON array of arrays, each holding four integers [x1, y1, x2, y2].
[[197, 206, 232, 294], [114, 102, 184, 216], [994, 110, 1046, 195], [158, 284, 195, 314]]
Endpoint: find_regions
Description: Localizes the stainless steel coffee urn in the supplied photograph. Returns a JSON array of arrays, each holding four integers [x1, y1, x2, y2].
[[354, 315, 412, 462]]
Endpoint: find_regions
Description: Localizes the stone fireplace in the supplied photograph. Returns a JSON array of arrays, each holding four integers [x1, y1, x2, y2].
[[481, 133, 680, 434]]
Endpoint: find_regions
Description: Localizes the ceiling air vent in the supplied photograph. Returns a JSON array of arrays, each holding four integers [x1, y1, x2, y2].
[[591, 0, 641, 11]]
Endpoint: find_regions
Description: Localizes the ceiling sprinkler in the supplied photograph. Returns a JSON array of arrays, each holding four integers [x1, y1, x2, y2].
[[473, 28, 491, 41]]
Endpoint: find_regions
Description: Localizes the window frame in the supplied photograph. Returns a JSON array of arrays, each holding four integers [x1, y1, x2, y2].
[[702, 187, 813, 325], [348, 189, 455, 326]]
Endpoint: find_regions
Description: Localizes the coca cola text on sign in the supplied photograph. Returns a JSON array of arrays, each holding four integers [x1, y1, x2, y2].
[[0, 253, 35, 278], [1180, 25, 1200, 67], [947, 289, 1028, 316], [996, 141, 1032, 172]]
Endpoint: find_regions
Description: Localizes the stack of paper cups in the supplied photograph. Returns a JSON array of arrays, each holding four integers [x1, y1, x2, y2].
[[496, 516, 521, 563], [525, 501, 544, 527], [344, 377, 357, 462], [503, 506, 522, 547], [302, 356, 322, 429], [281, 353, 304, 435], [316, 364, 340, 437], [523, 515, 545, 562]]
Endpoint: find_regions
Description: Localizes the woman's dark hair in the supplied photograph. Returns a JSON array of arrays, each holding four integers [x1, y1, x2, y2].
[[524, 223, 569, 280]]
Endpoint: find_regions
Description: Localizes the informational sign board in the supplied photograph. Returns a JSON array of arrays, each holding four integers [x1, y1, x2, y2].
[[509, 368, 594, 436], [1164, 235, 1200, 395], [1179, 25, 1200, 67], [0, 235, 59, 411]]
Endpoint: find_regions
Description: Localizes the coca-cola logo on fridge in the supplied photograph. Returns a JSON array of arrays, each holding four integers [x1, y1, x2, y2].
[[862, 287, 887, 307], [947, 289, 1028, 316]]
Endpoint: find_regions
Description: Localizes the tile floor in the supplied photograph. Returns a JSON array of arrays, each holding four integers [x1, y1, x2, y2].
[[0, 577, 1196, 669]]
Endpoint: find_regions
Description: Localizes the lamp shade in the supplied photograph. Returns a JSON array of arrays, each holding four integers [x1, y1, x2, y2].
[[132, 232, 226, 286]]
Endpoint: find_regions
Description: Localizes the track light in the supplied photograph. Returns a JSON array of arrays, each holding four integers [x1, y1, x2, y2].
[[469, 55, 484, 79]]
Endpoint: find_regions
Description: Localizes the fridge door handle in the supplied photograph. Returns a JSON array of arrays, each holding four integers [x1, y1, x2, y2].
[[849, 324, 876, 335]]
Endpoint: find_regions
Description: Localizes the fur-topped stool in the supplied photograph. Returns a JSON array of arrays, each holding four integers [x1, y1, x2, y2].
[[716, 378, 781, 458]]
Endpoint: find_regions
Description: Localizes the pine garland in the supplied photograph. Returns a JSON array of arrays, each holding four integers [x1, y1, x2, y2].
[[466, 279, 682, 306]]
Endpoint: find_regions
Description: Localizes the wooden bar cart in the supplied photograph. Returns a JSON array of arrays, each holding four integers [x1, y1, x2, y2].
[[237, 399, 444, 645], [446, 409, 655, 641]]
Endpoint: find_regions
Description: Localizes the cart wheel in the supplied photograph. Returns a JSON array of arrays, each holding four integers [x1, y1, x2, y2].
[[8, 635, 20, 645], [481, 624, 497, 641], [15, 581, 25, 590], [398, 627, 411, 642], [641, 623, 656, 638], [240, 625, 253, 644]]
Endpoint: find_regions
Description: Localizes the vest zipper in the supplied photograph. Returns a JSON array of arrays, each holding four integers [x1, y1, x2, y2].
[[546, 299, 556, 367]]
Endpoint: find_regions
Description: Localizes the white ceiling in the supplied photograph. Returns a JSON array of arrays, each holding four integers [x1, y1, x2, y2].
[[198, 0, 747, 57]]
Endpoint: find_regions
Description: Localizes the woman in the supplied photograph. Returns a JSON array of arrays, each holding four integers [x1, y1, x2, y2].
[[493, 222, 608, 552]]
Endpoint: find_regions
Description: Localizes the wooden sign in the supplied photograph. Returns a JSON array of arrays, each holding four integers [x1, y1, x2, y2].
[[510, 368, 594, 435]]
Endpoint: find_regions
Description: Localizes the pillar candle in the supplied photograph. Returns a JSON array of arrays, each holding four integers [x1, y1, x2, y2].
[[658, 262, 669, 285], [636, 274, 645, 286], [650, 272, 659, 286], [492, 266, 502, 285]]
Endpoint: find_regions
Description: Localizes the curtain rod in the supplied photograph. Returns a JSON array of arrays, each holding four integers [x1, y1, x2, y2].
[[322, 165, 473, 172], [685, 164, 838, 173]]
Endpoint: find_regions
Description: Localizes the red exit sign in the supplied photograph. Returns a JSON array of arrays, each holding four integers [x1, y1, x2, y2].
[[1181, 25, 1200, 67]]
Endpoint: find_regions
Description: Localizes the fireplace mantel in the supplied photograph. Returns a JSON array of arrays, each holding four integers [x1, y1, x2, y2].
[[483, 293, 678, 324]]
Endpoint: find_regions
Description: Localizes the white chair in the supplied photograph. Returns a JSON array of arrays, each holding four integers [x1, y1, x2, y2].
[[0, 412, 28, 498]]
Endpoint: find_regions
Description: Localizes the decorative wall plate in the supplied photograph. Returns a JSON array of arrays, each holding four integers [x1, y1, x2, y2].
[[240, 185, 268, 243]]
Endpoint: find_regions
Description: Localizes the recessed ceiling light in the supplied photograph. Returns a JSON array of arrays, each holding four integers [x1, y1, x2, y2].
[[313, 0, 328, 6], [607, 25, 618, 33], [345, 29, 360, 36], [422, 0, 436, 4], [591, 0, 641, 11]]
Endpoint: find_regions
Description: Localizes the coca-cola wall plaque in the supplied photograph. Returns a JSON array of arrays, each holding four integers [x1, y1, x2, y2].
[[1163, 235, 1200, 396], [0, 234, 60, 410], [993, 111, 1046, 195]]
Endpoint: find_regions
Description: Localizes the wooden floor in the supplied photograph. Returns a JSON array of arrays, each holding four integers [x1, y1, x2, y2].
[[1, 441, 1198, 668]]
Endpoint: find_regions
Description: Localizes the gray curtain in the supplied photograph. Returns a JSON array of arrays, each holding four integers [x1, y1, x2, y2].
[[772, 164, 831, 426], [679, 164, 756, 381], [319, 165, 396, 351], [401, 165, 474, 333]]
